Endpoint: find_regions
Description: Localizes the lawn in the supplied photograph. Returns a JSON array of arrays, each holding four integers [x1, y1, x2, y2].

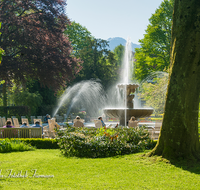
[[0, 150, 200, 190]]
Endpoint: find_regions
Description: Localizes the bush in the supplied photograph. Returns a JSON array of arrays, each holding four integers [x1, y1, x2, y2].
[[56, 126, 156, 158], [0, 138, 35, 153], [11, 138, 59, 149]]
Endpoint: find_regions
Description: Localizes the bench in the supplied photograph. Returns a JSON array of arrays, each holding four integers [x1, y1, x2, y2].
[[152, 121, 162, 140], [0, 127, 43, 138]]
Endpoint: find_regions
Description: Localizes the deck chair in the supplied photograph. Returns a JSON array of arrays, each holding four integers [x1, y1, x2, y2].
[[73, 119, 84, 127], [13, 118, 20, 127], [94, 120, 102, 128], [30, 116, 36, 124], [152, 121, 162, 140], [1, 117, 6, 127], [42, 126, 49, 138], [128, 121, 139, 128], [7, 118, 13, 126], [33, 119, 42, 125], [0, 118, 3, 128], [47, 119, 57, 138], [21, 118, 30, 127]]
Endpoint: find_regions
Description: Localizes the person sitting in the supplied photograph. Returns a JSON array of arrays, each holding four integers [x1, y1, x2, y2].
[[3, 121, 14, 128], [98, 116, 106, 128], [20, 122, 28, 128], [73, 116, 84, 127], [128, 116, 139, 128], [44, 114, 51, 123], [32, 121, 43, 133]]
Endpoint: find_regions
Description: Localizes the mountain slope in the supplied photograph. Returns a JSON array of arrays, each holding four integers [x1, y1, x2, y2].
[[107, 37, 141, 52]]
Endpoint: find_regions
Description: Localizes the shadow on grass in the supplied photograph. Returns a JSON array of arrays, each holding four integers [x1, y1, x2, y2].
[[170, 159, 200, 175], [144, 153, 200, 175]]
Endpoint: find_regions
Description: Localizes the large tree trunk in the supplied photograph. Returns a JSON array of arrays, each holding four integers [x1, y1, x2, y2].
[[148, 0, 200, 160]]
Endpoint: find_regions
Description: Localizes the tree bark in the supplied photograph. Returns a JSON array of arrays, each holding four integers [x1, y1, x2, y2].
[[148, 0, 200, 160]]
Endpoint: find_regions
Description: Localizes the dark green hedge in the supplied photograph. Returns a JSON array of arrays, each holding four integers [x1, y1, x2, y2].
[[10, 138, 59, 149]]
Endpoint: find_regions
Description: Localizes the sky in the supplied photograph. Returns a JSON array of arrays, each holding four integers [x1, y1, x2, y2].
[[66, 0, 164, 44]]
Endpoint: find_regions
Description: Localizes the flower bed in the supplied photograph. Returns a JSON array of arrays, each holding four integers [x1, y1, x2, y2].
[[56, 126, 156, 158]]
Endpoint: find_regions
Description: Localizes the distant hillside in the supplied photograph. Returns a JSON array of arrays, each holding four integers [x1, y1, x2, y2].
[[107, 37, 141, 52]]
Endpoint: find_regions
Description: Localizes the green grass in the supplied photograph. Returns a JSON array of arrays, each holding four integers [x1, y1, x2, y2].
[[0, 149, 200, 189]]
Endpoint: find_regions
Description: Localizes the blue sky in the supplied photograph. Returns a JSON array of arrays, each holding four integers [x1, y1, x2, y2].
[[66, 0, 164, 44]]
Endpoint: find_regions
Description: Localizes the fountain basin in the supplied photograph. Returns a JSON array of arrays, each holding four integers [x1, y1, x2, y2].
[[104, 108, 154, 125]]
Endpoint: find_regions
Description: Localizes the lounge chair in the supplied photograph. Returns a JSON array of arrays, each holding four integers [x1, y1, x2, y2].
[[13, 118, 20, 127], [94, 120, 102, 128], [73, 119, 84, 127], [7, 118, 13, 126], [21, 118, 30, 127], [128, 121, 139, 128]]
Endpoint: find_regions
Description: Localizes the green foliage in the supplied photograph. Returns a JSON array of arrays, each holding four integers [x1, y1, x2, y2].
[[74, 37, 118, 88], [0, 106, 30, 119], [0, 138, 35, 153], [113, 44, 125, 66], [11, 138, 59, 149], [0, 47, 4, 64], [65, 21, 119, 89], [56, 126, 155, 158], [138, 73, 168, 115], [65, 21, 92, 57], [135, 0, 174, 81], [9, 83, 43, 115], [0, 22, 5, 64]]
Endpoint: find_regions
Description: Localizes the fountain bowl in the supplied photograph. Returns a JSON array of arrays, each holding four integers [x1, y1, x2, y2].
[[104, 108, 154, 125]]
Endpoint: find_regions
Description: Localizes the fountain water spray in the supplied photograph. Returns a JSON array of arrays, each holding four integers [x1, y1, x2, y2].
[[53, 80, 106, 119]]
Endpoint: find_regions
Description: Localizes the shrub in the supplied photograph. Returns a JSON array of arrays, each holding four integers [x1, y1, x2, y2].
[[11, 138, 59, 149], [56, 126, 156, 158], [0, 138, 35, 153]]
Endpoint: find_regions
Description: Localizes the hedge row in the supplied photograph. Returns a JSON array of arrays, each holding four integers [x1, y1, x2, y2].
[[9, 138, 59, 149]]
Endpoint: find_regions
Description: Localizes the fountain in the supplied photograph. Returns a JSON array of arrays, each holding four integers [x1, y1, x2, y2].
[[103, 39, 153, 126], [53, 38, 153, 126]]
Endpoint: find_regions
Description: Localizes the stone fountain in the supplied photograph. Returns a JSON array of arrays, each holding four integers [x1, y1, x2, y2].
[[104, 83, 153, 125], [103, 38, 153, 126]]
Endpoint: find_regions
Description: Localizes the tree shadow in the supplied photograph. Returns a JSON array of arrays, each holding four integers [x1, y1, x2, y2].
[[169, 159, 200, 175]]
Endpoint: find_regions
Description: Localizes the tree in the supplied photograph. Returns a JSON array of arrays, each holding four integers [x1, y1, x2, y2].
[[0, 22, 4, 64], [9, 84, 43, 115], [64, 21, 120, 89], [65, 21, 92, 57], [138, 73, 168, 116], [148, 0, 200, 160], [135, 0, 174, 81], [0, 0, 81, 106], [113, 44, 125, 67], [70, 36, 118, 89]]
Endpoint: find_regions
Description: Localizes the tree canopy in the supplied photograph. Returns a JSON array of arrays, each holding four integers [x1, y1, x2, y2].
[[74, 37, 118, 88], [65, 21, 119, 89], [135, 0, 174, 81], [65, 21, 92, 58], [0, 0, 81, 91]]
